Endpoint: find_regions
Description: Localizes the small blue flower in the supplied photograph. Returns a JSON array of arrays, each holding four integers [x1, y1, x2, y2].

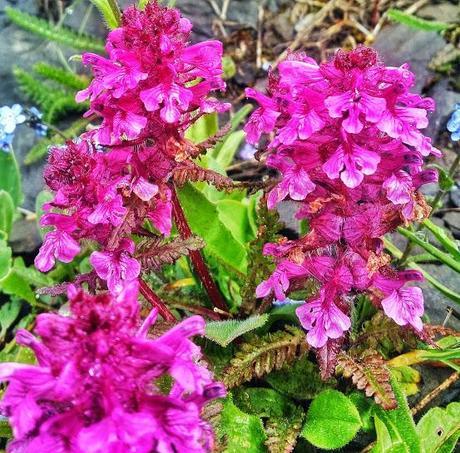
[[0, 134, 14, 153], [0, 104, 26, 137], [26, 107, 48, 137], [447, 103, 460, 141]]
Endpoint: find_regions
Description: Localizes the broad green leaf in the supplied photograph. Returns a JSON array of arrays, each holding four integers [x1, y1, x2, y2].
[[0, 240, 12, 280], [219, 395, 266, 452], [0, 151, 23, 208], [422, 219, 460, 260], [216, 199, 253, 245], [213, 130, 245, 169], [387, 9, 451, 32], [301, 389, 362, 449], [1, 268, 36, 304], [185, 113, 218, 144], [348, 392, 376, 433], [89, 0, 121, 29], [177, 183, 248, 273], [417, 402, 460, 453], [0, 191, 15, 236], [205, 314, 269, 347], [266, 355, 333, 400], [371, 375, 421, 453], [0, 299, 21, 340], [397, 227, 460, 273], [10, 257, 53, 288]]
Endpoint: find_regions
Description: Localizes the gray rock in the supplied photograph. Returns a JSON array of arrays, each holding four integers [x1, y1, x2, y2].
[[443, 211, 460, 237], [9, 218, 42, 254], [450, 185, 460, 208]]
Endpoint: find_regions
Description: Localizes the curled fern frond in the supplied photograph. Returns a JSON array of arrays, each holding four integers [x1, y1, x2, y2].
[[337, 351, 397, 410], [220, 326, 308, 388], [172, 162, 235, 191], [265, 406, 305, 453], [33, 63, 89, 91], [136, 235, 205, 270], [5, 6, 105, 53]]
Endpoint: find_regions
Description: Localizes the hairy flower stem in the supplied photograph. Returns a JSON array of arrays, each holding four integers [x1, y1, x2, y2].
[[170, 185, 229, 314], [399, 152, 460, 265], [138, 278, 176, 322]]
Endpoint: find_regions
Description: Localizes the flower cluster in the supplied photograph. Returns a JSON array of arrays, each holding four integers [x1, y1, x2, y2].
[[0, 283, 225, 452], [35, 1, 227, 294], [247, 47, 439, 355]]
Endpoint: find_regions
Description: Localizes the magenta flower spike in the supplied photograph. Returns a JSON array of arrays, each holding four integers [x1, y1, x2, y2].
[[247, 46, 439, 373], [0, 283, 225, 452]]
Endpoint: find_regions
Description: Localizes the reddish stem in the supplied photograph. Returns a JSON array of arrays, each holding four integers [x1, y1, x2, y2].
[[138, 278, 176, 322], [170, 185, 229, 314]]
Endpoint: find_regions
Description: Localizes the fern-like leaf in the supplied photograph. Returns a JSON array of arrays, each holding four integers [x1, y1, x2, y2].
[[89, 0, 121, 30], [5, 7, 105, 53], [317, 337, 343, 380], [265, 407, 305, 453], [337, 351, 397, 410], [220, 326, 308, 388], [13, 67, 87, 123], [25, 119, 89, 165], [33, 63, 89, 91], [136, 235, 204, 270], [172, 162, 235, 191]]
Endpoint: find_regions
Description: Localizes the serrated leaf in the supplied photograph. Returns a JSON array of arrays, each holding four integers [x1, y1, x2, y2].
[[387, 9, 451, 32], [301, 389, 362, 450], [0, 191, 15, 236], [5, 6, 105, 52], [177, 183, 248, 273], [371, 374, 421, 453], [416, 402, 460, 453], [266, 355, 333, 400], [206, 314, 269, 347], [219, 395, 267, 453], [220, 326, 307, 388], [337, 352, 397, 410], [0, 152, 22, 208]]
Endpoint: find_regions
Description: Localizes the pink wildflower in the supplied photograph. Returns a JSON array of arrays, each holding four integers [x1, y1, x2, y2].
[[0, 283, 225, 452], [248, 46, 438, 373]]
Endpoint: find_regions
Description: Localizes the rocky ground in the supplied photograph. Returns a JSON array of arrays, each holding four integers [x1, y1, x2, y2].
[[0, 0, 459, 419]]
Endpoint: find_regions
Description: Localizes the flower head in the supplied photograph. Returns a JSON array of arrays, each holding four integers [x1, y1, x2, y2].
[[0, 283, 225, 452], [447, 103, 460, 141]]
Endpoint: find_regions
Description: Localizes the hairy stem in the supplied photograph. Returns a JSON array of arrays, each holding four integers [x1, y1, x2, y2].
[[138, 278, 176, 322], [170, 185, 229, 314]]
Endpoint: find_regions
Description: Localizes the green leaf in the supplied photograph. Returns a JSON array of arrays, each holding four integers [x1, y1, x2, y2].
[[0, 299, 21, 340], [177, 183, 248, 273], [348, 392, 376, 433], [397, 227, 460, 274], [1, 268, 36, 305], [391, 366, 421, 396], [219, 395, 267, 453], [0, 151, 22, 208], [185, 113, 218, 144], [89, 0, 121, 29], [0, 240, 12, 280], [431, 165, 455, 191], [33, 62, 89, 90], [5, 6, 105, 52], [266, 355, 334, 400], [206, 314, 269, 347], [0, 418, 12, 439], [213, 130, 245, 169], [216, 198, 255, 245], [35, 190, 54, 238], [371, 375, 421, 453], [416, 402, 460, 453], [0, 191, 15, 236], [387, 9, 451, 32], [301, 389, 362, 450], [422, 219, 460, 261], [222, 55, 237, 79]]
